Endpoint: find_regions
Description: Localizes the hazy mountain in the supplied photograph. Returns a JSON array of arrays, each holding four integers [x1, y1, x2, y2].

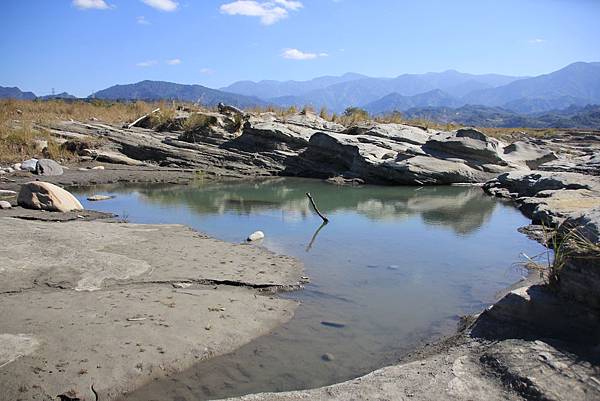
[[0, 86, 36, 100], [403, 104, 600, 129], [463, 62, 600, 108], [364, 89, 462, 114], [221, 73, 367, 99], [39, 92, 77, 100], [91, 80, 267, 107], [264, 70, 522, 112], [501, 96, 591, 114]]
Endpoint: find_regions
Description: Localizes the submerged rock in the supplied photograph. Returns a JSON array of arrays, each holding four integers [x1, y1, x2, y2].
[[87, 195, 114, 202], [17, 182, 83, 212]]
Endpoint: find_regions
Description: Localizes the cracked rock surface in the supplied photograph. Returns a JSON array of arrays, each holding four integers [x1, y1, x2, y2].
[[0, 216, 303, 401]]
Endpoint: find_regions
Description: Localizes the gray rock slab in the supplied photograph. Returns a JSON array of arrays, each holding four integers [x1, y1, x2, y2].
[[0, 218, 304, 293]]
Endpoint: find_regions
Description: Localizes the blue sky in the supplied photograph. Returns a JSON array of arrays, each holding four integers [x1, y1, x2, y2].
[[1, 0, 599, 97]]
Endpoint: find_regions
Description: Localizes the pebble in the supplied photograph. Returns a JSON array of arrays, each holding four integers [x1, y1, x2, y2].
[[387, 265, 399, 270], [321, 353, 335, 362], [0, 201, 12, 209], [0, 190, 17, 197], [247, 231, 265, 242], [91, 166, 105, 170]]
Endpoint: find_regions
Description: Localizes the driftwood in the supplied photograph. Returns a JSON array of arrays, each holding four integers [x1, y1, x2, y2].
[[306, 192, 329, 223], [127, 108, 160, 129]]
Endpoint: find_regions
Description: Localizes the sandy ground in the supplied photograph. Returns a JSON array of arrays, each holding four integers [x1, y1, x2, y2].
[[0, 215, 304, 401]]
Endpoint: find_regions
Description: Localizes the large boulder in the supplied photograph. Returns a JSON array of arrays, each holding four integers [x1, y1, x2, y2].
[[227, 112, 342, 153], [17, 182, 83, 212], [299, 131, 498, 185], [344, 122, 431, 145], [502, 141, 557, 169], [423, 128, 506, 165], [35, 159, 64, 176]]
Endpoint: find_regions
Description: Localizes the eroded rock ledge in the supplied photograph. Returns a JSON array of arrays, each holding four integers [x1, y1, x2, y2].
[[0, 217, 303, 401], [25, 110, 598, 186]]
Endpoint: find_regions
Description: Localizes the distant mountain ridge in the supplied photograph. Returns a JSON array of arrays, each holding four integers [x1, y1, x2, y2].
[[2, 61, 599, 128], [222, 62, 600, 115], [403, 104, 600, 129], [0, 86, 36, 100], [91, 80, 267, 108]]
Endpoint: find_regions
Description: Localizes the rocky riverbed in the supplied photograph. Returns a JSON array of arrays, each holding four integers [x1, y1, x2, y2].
[[1, 109, 599, 401]]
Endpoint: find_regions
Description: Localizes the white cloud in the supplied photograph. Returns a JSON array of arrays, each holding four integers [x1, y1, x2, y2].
[[200, 68, 215, 75], [220, 1, 303, 25], [73, 0, 110, 10], [166, 58, 181, 65], [137, 16, 150, 24], [141, 0, 178, 12], [528, 38, 546, 44], [282, 48, 327, 60], [274, 0, 303, 10], [136, 60, 157, 67]]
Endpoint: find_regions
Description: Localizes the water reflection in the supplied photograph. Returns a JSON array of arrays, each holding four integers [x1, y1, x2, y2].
[[94, 178, 497, 235], [70, 178, 544, 401]]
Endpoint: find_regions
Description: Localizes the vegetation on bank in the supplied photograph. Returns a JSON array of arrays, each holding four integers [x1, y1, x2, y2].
[[0, 99, 160, 163], [523, 225, 600, 289], [0, 99, 591, 164]]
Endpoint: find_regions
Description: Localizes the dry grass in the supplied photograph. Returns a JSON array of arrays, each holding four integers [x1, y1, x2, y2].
[[0, 99, 168, 163], [520, 225, 600, 288]]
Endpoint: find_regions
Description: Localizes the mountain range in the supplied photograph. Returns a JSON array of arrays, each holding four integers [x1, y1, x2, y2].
[[1, 61, 599, 128]]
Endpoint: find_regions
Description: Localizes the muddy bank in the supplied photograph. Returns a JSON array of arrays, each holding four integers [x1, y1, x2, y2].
[[0, 215, 303, 401]]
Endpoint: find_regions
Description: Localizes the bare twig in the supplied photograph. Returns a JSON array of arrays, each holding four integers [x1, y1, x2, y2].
[[306, 192, 329, 223], [127, 108, 160, 129]]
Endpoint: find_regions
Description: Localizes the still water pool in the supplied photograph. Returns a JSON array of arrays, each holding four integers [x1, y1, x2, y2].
[[72, 178, 545, 400]]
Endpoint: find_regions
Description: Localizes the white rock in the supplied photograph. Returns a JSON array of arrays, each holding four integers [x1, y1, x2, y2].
[[87, 195, 113, 201], [247, 231, 265, 242], [91, 166, 105, 170], [20, 158, 38, 172], [0, 201, 12, 209], [17, 181, 84, 212], [6, 167, 14, 173], [12, 163, 22, 171], [0, 190, 17, 196]]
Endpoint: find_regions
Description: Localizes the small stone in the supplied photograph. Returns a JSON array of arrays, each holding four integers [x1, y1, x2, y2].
[[20, 159, 38, 172], [172, 282, 192, 289], [247, 231, 265, 242], [91, 166, 105, 170], [367, 264, 379, 269], [387, 265, 399, 270], [35, 159, 64, 176], [0, 190, 17, 197], [0, 201, 12, 209], [87, 195, 114, 202], [78, 167, 88, 171], [321, 353, 335, 362], [12, 163, 21, 171]]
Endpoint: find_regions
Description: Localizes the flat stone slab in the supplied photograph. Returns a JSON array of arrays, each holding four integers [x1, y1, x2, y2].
[[0, 285, 296, 401], [0, 217, 303, 401], [0, 218, 303, 293]]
